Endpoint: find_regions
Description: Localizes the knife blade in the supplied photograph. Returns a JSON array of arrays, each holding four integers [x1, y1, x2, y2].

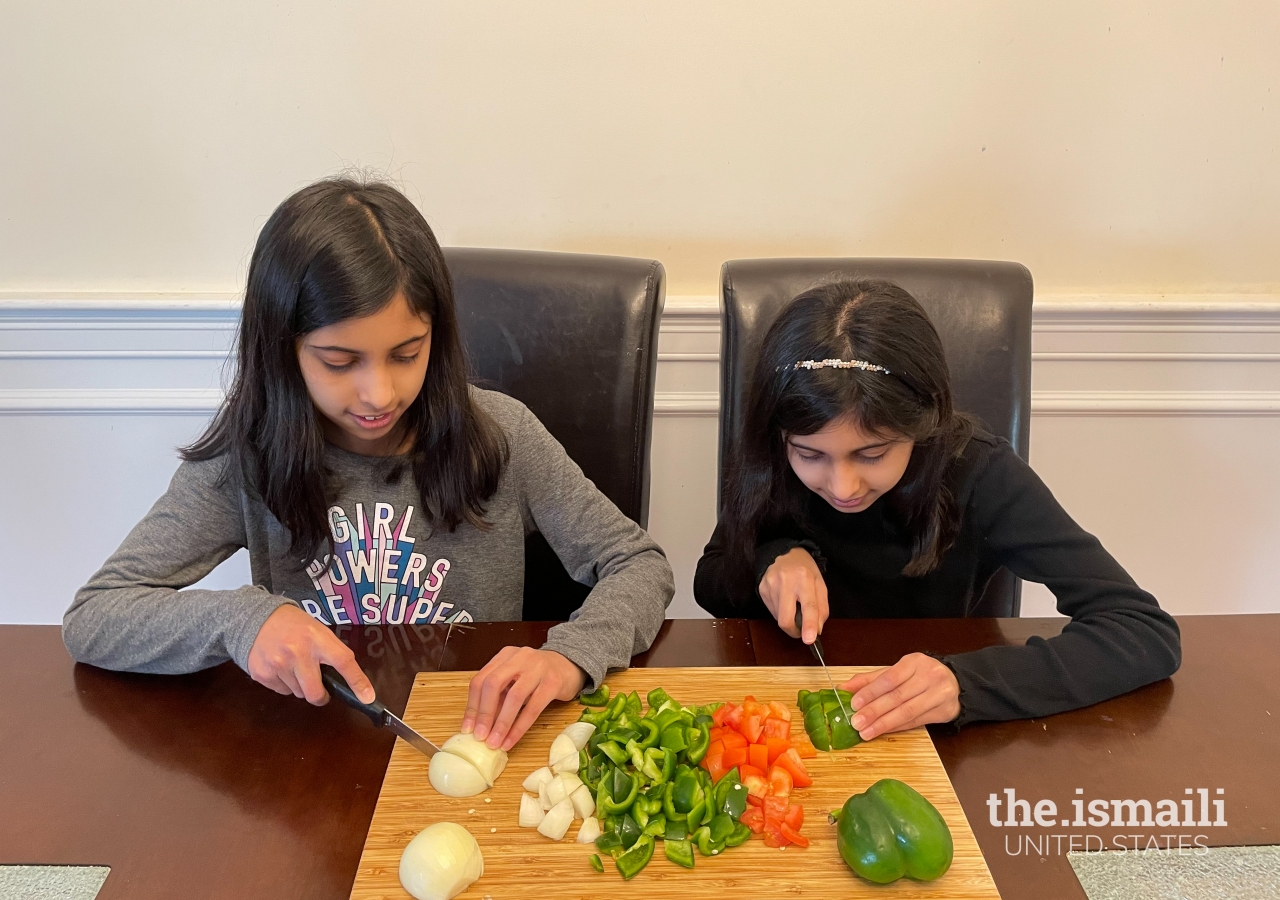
[[320, 664, 441, 758], [794, 608, 852, 724]]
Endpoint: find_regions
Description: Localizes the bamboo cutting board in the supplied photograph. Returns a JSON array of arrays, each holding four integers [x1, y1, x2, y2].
[[350, 667, 1000, 900]]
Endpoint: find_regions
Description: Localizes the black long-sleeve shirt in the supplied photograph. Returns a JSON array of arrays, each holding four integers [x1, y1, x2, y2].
[[694, 433, 1181, 726]]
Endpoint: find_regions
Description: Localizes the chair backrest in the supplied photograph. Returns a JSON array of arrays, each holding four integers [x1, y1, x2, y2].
[[719, 257, 1033, 616], [446, 248, 665, 619]]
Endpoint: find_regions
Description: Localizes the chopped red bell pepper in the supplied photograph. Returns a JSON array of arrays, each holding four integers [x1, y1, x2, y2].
[[720, 730, 748, 751], [722, 745, 748, 769], [784, 803, 804, 830], [766, 700, 792, 722], [747, 742, 769, 771], [780, 822, 809, 848], [738, 764, 766, 781], [762, 822, 789, 848], [740, 714, 765, 743], [790, 735, 818, 759], [712, 702, 736, 728]]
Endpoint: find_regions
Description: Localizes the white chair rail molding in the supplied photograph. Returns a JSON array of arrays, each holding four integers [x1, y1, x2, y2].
[[3, 291, 1279, 624]]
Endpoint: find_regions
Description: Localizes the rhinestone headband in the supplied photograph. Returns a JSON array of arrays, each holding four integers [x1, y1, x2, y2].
[[792, 358, 891, 374]]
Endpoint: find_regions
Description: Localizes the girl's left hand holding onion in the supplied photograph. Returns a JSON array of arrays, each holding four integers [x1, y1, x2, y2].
[[840, 653, 961, 740], [461, 646, 587, 750]]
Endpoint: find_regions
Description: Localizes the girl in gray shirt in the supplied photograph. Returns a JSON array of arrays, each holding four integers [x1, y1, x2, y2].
[[64, 178, 673, 751]]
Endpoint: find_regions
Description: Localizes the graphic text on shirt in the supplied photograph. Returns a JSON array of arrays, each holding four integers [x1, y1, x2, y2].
[[299, 502, 472, 627]]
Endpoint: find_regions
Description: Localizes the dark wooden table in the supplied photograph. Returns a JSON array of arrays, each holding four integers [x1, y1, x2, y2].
[[3, 616, 1276, 900]]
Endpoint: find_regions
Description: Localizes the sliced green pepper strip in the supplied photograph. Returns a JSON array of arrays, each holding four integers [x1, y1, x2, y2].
[[626, 739, 646, 771], [797, 688, 817, 714], [604, 691, 627, 721], [598, 740, 628, 766], [828, 705, 861, 750], [659, 724, 687, 753], [664, 838, 695, 869], [595, 831, 623, 854], [579, 707, 610, 728], [633, 803, 650, 830], [671, 772, 703, 815], [635, 717, 661, 751], [684, 721, 711, 765], [624, 690, 643, 719], [693, 713, 714, 727], [605, 728, 639, 745], [662, 781, 684, 822], [709, 812, 735, 843], [580, 684, 610, 707], [664, 817, 688, 842], [686, 797, 707, 831], [803, 705, 832, 751], [618, 812, 643, 849], [615, 834, 655, 880], [614, 711, 638, 732], [717, 771, 748, 819], [640, 747, 665, 783], [602, 813, 622, 833], [589, 853, 605, 872], [660, 748, 676, 784], [643, 814, 666, 837], [600, 770, 638, 815], [725, 821, 752, 847], [647, 687, 673, 710], [655, 707, 682, 733], [694, 825, 726, 856]]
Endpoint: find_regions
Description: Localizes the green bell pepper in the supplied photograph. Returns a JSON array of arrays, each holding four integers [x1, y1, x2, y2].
[[604, 690, 628, 721], [827, 704, 861, 750], [599, 769, 638, 816], [715, 770, 748, 819], [624, 690, 642, 718], [595, 831, 623, 855], [580, 684, 610, 707], [693, 824, 726, 856], [588, 853, 605, 872], [659, 724, 688, 753], [598, 740, 628, 766], [724, 821, 752, 848], [664, 816, 688, 841], [655, 707, 683, 733], [670, 772, 703, 815], [641, 747, 673, 784], [662, 781, 684, 822], [685, 721, 711, 765], [635, 717, 661, 751], [618, 812, 643, 850], [708, 812, 735, 843], [643, 814, 666, 837], [834, 779, 954, 884], [665, 837, 696, 869], [579, 707, 611, 728], [615, 834, 655, 880], [647, 687, 673, 710]]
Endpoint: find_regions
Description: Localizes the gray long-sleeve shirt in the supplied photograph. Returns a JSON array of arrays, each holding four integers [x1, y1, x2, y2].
[[64, 388, 674, 691]]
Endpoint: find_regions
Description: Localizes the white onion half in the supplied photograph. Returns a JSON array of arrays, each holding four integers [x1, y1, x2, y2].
[[428, 752, 488, 798], [441, 733, 508, 786], [399, 822, 484, 900]]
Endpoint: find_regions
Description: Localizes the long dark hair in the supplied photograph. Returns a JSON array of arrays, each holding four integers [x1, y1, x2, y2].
[[721, 279, 977, 593], [184, 177, 508, 556]]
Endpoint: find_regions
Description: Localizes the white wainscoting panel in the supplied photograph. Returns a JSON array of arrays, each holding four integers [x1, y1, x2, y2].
[[3, 293, 1280, 625]]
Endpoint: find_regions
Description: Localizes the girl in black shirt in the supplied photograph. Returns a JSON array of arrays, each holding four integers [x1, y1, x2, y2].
[[694, 279, 1180, 737]]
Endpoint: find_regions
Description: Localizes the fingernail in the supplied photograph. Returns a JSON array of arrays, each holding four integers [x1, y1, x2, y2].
[[474, 723, 488, 740], [486, 731, 503, 750], [852, 715, 866, 730], [460, 718, 474, 734], [360, 690, 375, 704]]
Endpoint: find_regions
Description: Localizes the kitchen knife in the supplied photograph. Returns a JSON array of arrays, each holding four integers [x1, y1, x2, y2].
[[793, 607, 852, 724], [320, 664, 441, 759]]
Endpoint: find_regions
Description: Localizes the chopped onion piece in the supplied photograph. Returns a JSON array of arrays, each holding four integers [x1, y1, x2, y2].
[[538, 780, 552, 811], [557, 772, 583, 794], [518, 792, 544, 828], [548, 734, 577, 768], [576, 816, 602, 844], [569, 783, 596, 819], [521, 766, 554, 794], [551, 752, 580, 775], [560, 722, 596, 751], [537, 798, 575, 841], [546, 775, 569, 808]]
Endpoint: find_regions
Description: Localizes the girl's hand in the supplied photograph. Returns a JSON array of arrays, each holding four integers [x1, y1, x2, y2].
[[839, 653, 960, 740], [461, 647, 586, 751], [247, 603, 375, 706], [759, 547, 829, 644]]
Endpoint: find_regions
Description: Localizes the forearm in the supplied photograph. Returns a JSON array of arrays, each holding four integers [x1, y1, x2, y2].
[[541, 548, 672, 693]]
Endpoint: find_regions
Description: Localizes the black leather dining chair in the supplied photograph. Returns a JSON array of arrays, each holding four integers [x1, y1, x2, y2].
[[446, 248, 665, 621], [719, 258, 1033, 616]]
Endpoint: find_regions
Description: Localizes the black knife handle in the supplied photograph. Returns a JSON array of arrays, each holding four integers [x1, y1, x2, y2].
[[320, 664, 386, 728]]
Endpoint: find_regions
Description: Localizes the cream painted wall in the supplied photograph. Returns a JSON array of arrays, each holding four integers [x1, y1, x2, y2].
[[2, 2, 1278, 296]]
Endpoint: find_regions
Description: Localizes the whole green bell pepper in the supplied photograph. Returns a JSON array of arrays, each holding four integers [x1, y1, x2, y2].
[[834, 779, 954, 884]]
